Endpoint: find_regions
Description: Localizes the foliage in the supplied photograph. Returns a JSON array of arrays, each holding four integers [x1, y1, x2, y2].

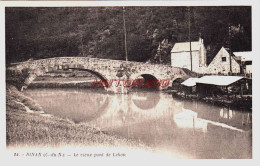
[[6, 7, 251, 64], [6, 68, 30, 90]]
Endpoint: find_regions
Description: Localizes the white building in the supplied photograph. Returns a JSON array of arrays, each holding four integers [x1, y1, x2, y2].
[[207, 47, 241, 75], [171, 38, 207, 74], [233, 51, 252, 75]]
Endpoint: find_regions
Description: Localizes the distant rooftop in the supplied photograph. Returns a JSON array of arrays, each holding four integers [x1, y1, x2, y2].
[[210, 47, 241, 64], [233, 51, 252, 61], [171, 41, 202, 53]]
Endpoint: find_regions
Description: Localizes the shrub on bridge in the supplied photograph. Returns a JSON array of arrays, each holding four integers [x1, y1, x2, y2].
[[6, 68, 30, 90]]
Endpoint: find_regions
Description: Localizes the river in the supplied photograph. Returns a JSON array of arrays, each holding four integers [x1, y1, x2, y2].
[[24, 88, 252, 159]]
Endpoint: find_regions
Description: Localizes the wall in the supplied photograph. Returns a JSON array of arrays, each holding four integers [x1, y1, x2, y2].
[[171, 51, 201, 73], [245, 65, 252, 74], [171, 42, 207, 74], [207, 47, 241, 74], [199, 44, 207, 68]]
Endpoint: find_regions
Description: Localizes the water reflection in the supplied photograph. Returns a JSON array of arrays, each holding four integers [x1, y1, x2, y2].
[[220, 108, 234, 119], [24, 89, 252, 158], [131, 92, 160, 110], [24, 89, 110, 123], [182, 99, 252, 130], [88, 91, 177, 131], [174, 108, 208, 133]]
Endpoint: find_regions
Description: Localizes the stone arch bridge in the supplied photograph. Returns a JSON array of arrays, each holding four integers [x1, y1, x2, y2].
[[8, 57, 197, 93]]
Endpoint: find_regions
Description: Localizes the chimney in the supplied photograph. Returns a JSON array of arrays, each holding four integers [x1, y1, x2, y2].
[[199, 36, 204, 44]]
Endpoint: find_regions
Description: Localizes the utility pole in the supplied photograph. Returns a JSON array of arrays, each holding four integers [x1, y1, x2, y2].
[[123, 7, 128, 61], [228, 8, 232, 75], [81, 32, 84, 56], [228, 24, 232, 74], [188, 7, 193, 71], [158, 43, 162, 64], [79, 25, 85, 56]]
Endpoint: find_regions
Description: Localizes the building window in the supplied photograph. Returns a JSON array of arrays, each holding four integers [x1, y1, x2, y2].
[[222, 57, 226, 62]]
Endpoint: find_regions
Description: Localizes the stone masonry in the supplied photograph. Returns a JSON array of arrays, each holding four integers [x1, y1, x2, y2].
[[9, 57, 196, 93]]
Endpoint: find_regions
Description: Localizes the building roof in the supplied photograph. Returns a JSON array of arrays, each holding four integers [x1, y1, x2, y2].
[[233, 51, 252, 61], [196, 75, 244, 86], [208, 47, 241, 66], [181, 78, 200, 87], [171, 41, 201, 53]]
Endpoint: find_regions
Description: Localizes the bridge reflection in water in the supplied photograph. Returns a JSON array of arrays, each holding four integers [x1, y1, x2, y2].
[[24, 89, 252, 159]]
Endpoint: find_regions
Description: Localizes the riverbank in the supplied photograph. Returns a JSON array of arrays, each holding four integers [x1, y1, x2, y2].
[[28, 81, 94, 89], [28, 76, 96, 89], [6, 85, 147, 148], [164, 90, 252, 111]]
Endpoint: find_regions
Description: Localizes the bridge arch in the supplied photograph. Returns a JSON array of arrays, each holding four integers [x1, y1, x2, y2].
[[129, 72, 162, 90], [67, 68, 110, 89], [23, 66, 110, 91], [170, 77, 185, 91]]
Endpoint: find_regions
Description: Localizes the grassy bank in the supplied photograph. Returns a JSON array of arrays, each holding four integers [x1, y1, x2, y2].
[[6, 85, 147, 149]]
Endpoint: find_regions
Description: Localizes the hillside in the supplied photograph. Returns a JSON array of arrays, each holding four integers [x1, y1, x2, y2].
[[6, 7, 251, 64]]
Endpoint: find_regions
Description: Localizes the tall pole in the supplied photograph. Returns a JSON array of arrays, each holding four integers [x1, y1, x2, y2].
[[79, 25, 84, 57], [123, 7, 128, 61], [188, 7, 193, 71], [228, 8, 232, 75], [159, 43, 162, 64], [228, 24, 232, 74], [81, 33, 84, 56]]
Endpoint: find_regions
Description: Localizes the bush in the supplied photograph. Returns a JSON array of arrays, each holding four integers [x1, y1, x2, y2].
[[6, 68, 30, 90]]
